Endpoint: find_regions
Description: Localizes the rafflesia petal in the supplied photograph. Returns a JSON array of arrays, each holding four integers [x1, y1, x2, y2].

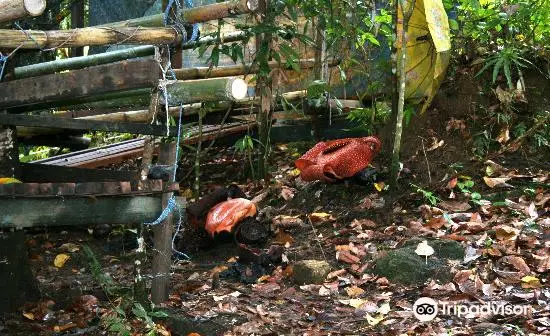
[[294, 136, 381, 182], [205, 198, 257, 237]]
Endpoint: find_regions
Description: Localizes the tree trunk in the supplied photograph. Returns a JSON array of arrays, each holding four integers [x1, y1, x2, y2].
[[390, 0, 416, 188], [255, 0, 274, 180]]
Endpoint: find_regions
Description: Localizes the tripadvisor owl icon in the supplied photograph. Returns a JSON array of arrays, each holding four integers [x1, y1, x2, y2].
[[413, 297, 438, 321]]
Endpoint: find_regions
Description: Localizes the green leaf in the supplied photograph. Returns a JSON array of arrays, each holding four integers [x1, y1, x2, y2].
[[210, 46, 220, 67], [364, 33, 380, 46], [295, 33, 315, 46], [132, 303, 148, 320], [108, 322, 127, 332], [449, 19, 459, 31], [148, 310, 169, 318], [337, 65, 347, 81], [471, 192, 482, 200], [475, 58, 497, 77], [492, 57, 504, 83], [503, 59, 513, 89]]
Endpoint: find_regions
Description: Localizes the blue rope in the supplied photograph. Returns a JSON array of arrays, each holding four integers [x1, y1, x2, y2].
[[143, 104, 189, 259], [163, 0, 199, 42], [0, 54, 8, 82], [145, 0, 202, 260]]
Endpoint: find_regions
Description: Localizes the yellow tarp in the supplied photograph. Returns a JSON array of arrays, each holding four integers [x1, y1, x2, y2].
[[398, 0, 451, 113]]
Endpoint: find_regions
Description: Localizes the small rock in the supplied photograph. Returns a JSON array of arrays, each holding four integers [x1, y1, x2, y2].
[[292, 260, 331, 285]]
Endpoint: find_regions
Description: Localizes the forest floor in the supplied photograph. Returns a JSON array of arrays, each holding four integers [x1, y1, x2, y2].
[[1, 71, 549, 336]]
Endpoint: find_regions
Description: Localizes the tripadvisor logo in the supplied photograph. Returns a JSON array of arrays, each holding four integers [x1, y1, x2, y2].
[[413, 297, 531, 322], [413, 297, 438, 322]]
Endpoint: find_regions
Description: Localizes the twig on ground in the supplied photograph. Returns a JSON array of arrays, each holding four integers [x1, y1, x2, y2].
[[420, 136, 432, 183]]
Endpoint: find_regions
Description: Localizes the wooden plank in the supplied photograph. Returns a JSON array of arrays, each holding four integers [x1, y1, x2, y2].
[[0, 196, 165, 229], [0, 114, 178, 136], [0, 180, 177, 197], [20, 163, 139, 183], [0, 60, 159, 108]]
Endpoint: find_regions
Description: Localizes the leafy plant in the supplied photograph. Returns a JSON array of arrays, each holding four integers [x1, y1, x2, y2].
[[411, 184, 441, 206], [475, 46, 533, 89], [234, 135, 258, 179], [18, 145, 65, 162], [346, 101, 391, 134], [84, 246, 169, 335], [472, 130, 494, 157]]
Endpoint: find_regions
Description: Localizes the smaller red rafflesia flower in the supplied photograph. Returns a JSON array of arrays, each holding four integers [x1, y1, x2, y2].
[[205, 198, 257, 237]]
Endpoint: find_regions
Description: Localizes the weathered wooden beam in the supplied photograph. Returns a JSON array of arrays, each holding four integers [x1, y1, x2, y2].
[[0, 0, 46, 23], [0, 196, 167, 229], [162, 77, 248, 105], [18, 134, 90, 150], [0, 114, 178, 136], [0, 26, 180, 49], [0, 180, 177, 197], [20, 163, 139, 183], [13, 45, 155, 79], [0, 59, 159, 108], [102, 0, 258, 28]]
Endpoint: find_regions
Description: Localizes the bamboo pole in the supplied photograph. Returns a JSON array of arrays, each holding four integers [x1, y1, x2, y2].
[[0, 0, 46, 23], [13, 46, 155, 79], [101, 0, 259, 28], [173, 58, 339, 80], [74, 90, 308, 123], [0, 27, 180, 49], [12, 31, 251, 79], [161, 77, 248, 104]]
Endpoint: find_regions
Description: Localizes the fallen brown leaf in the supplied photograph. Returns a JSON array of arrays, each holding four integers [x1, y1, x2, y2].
[[309, 212, 335, 223], [424, 216, 447, 230], [483, 176, 511, 188], [345, 286, 365, 298], [337, 251, 361, 264], [439, 201, 472, 212]]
